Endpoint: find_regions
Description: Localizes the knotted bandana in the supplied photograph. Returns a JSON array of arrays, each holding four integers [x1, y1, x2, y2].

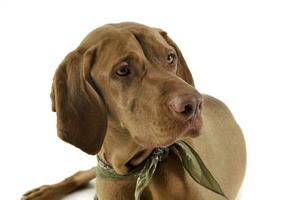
[[96, 140, 227, 200]]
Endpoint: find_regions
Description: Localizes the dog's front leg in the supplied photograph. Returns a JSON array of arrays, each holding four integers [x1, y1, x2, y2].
[[22, 167, 96, 200]]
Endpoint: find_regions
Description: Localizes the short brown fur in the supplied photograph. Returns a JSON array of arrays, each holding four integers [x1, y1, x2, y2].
[[23, 22, 246, 200]]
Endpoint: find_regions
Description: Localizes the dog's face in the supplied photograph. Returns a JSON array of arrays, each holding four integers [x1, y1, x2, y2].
[[51, 23, 202, 154]]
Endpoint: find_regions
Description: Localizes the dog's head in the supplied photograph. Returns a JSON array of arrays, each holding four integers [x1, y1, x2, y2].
[[51, 22, 202, 155]]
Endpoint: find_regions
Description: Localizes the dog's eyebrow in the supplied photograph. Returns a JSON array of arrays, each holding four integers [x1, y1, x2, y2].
[[110, 51, 141, 68]]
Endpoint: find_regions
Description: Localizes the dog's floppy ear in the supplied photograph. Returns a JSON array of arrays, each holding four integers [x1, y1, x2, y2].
[[50, 47, 107, 155], [160, 31, 194, 86]]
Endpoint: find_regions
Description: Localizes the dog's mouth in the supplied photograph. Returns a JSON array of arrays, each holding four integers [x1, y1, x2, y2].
[[136, 116, 202, 148], [179, 116, 202, 138], [158, 116, 202, 147]]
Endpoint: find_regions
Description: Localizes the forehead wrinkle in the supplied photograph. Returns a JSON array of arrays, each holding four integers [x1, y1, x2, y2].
[[131, 31, 174, 67], [130, 30, 161, 62]]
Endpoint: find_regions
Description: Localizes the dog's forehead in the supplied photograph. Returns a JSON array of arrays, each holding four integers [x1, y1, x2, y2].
[[80, 25, 133, 49], [81, 23, 171, 54]]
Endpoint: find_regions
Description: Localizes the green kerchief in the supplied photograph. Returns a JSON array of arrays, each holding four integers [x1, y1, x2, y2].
[[96, 140, 227, 200]]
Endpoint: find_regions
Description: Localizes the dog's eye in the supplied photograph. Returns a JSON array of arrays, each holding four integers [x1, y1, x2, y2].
[[116, 65, 131, 76], [167, 53, 176, 64]]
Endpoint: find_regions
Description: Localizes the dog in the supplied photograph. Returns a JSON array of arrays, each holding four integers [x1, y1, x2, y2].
[[22, 22, 246, 200]]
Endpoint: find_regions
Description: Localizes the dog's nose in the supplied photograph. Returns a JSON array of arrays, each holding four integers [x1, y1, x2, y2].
[[168, 93, 203, 120]]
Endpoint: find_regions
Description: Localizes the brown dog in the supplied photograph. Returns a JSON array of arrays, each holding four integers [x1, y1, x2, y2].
[[22, 22, 246, 200]]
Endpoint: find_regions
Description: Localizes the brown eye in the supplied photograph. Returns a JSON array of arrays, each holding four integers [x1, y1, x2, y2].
[[167, 53, 176, 64], [116, 66, 131, 76]]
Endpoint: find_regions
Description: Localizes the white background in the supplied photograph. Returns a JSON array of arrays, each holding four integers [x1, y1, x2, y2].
[[0, 0, 300, 199]]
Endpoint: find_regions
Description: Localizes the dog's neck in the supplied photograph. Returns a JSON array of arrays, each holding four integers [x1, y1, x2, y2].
[[98, 119, 154, 174]]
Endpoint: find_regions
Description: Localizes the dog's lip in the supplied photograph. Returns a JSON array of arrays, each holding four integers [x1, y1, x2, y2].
[[179, 116, 202, 137], [157, 117, 202, 148]]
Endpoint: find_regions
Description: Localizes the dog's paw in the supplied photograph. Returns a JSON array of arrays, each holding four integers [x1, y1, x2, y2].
[[22, 185, 61, 200]]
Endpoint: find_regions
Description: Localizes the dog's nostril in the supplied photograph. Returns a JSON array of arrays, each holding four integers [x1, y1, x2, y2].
[[198, 101, 202, 110], [168, 93, 202, 120], [182, 104, 193, 115]]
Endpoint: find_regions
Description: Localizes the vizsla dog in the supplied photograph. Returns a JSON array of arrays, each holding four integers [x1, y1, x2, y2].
[[22, 22, 246, 200]]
